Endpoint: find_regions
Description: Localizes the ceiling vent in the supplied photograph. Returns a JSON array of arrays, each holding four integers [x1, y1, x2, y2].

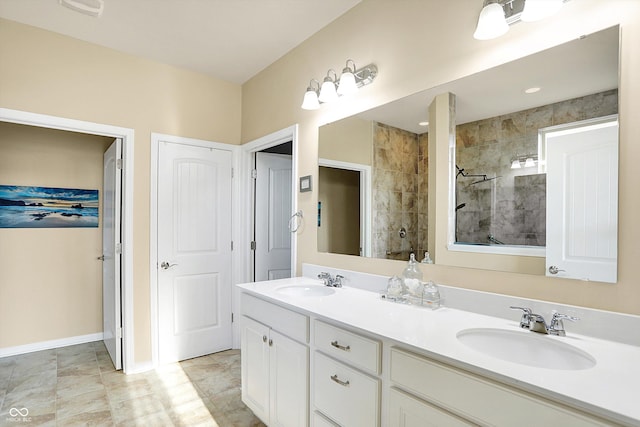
[[59, 0, 104, 17]]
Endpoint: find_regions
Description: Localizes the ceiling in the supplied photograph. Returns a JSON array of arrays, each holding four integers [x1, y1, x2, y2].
[[358, 25, 619, 134], [0, 0, 361, 84]]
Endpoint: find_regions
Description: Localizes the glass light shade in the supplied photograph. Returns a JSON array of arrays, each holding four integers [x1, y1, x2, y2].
[[524, 157, 536, 168], [319, 79, 338, 103], [301, 89, 320, 110], [337, 70, 358, 96], [521, 0, 563, 22], [511, 159, 521, 169], [473, 3, 509, 40]]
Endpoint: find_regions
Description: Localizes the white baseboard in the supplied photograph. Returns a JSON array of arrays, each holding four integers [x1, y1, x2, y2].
[[0, 332, 104, 358], [125, 360, 154, 375]]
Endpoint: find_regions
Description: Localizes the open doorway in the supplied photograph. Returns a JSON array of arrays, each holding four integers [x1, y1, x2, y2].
[[0, 108, 134, 372], [253, 141, 293, 281]]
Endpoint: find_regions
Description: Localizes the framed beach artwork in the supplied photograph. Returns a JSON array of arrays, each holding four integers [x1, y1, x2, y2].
[[0, 185, 99, 228]]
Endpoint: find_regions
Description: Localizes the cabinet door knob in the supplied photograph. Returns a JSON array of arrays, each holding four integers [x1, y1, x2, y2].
[[330, 340, 351, 351], [330, 374, 350, 387], [268, 339, 273, 346], [262, 335, 267, 343]]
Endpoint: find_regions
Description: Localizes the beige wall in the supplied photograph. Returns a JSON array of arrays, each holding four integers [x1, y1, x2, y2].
[[318, 116, 372, 165], [0, 122, 113, 347], [317, 167, 360, 256], [0, 19, 242, 362], [242, 0, 640, 315]]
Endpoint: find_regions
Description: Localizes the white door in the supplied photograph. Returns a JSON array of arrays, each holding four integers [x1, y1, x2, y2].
[[103, 138, 122, 370], [546, 118, 618, 283], [254, 152, 292, 281], [158, 141, 233, 363]]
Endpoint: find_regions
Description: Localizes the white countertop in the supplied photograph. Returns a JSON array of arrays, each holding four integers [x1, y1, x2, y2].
[[237, 277, 640, 426]]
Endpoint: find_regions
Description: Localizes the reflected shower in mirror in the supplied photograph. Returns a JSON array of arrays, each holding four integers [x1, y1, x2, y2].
[[454, 90, 617, 247], [317, 25, 619, 280]]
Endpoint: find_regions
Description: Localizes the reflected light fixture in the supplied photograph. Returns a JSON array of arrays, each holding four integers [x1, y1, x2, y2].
[[474, 0, 567, 40], [301, 60, 378, 110], [511, 153, 538, 168]]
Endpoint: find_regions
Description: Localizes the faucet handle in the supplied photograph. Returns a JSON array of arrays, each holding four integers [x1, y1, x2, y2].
[[510, 306, 532, 329], [549, 312, 579, 336], [318, 272, 332, 286]]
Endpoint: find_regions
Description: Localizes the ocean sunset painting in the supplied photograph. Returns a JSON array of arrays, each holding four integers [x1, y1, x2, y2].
[[0, 185, 99, 228]]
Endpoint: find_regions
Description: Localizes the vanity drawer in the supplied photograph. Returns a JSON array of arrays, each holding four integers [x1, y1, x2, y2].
[[390, 347, 610, 426], [313, 411, 339, 427], [314, 320, 381, 374], [241, 293, 309, 343], [314, 351, 380, 427]]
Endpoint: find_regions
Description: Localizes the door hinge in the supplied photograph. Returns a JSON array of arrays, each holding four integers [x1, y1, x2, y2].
[[251, 169, 258, 179], [115, 242, 122, 254], [231, 168, 234, 178], [231, 241, 234, 251], [116, 158, 123, 170], [231, 312, 234, 323], [250, 241, 256, 251], [116, 327, 123, 339]]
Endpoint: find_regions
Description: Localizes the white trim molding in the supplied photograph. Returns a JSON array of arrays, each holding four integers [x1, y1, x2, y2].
[[0, 333, 104, 358], [236, 125, 299, 348], [0, 108, 135, 374]]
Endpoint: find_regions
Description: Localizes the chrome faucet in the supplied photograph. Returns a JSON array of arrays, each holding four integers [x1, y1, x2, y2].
[[510, 306, 578, 336], [318, 272, 344, 288]]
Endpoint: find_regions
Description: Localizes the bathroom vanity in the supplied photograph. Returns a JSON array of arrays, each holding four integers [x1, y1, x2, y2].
[[238, 268, 640, 427]]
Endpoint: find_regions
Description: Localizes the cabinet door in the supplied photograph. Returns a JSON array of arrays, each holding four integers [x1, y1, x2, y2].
[[270, 329, 309, 427], [389, 388, 473, 427], [241, 316, 270, 423]]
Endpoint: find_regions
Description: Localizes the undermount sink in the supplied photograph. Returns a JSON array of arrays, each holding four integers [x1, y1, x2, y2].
[[456, 328, 596, 370], [276, 285, 336, 297]]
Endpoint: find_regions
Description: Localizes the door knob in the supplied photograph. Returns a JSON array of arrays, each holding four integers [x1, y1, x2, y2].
[[548, 265, 566, 275], [160, 261, 178, 270]]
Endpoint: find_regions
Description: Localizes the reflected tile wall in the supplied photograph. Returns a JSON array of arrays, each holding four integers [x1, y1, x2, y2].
[[455, 90, 617, 245], [372, 123, 429, 260]]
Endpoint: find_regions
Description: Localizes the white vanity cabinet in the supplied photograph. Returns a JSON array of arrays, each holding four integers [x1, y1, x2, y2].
[[389, 347, 614, 427], [312, 320, 382, 426], [240, 294, 309, 427]]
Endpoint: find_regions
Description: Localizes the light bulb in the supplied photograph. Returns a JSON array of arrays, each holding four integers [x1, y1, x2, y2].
[[521, 0, 563, 22], [473, 3, 508, 40], [337, 70, 358, 96], [318, 78, 338, 103], [511, 159, 521, 169], [301, 89, 320, 110], [524, 157, 536, 168]]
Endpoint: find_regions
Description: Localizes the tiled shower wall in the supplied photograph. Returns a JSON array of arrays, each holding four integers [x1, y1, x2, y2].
[[372, 122, 429, 260], [455, 89, 618, 246]]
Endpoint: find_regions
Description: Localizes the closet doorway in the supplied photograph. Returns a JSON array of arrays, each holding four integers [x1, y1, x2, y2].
[[0, 108, 134, 372]]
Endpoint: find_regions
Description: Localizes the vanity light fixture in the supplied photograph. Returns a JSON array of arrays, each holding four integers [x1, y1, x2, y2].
[[511, 153, 538, 168], [474, 0, 567, 40], [59, 0, 104, 17], [301, 60, 378, 110]]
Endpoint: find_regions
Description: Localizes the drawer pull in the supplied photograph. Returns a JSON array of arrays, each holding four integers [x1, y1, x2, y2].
[[330, 340, 351, 351], [330, 374, 350, 387]]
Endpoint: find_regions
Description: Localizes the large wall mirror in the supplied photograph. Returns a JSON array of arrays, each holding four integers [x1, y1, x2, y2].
[[317, 26, 619, 282]]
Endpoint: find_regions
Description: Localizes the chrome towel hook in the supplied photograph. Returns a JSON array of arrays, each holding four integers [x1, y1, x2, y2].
[[289, 210, 303, 233]]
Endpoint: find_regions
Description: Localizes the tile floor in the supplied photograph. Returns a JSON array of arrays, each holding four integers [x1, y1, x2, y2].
[[0, 341, 265, 426]]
